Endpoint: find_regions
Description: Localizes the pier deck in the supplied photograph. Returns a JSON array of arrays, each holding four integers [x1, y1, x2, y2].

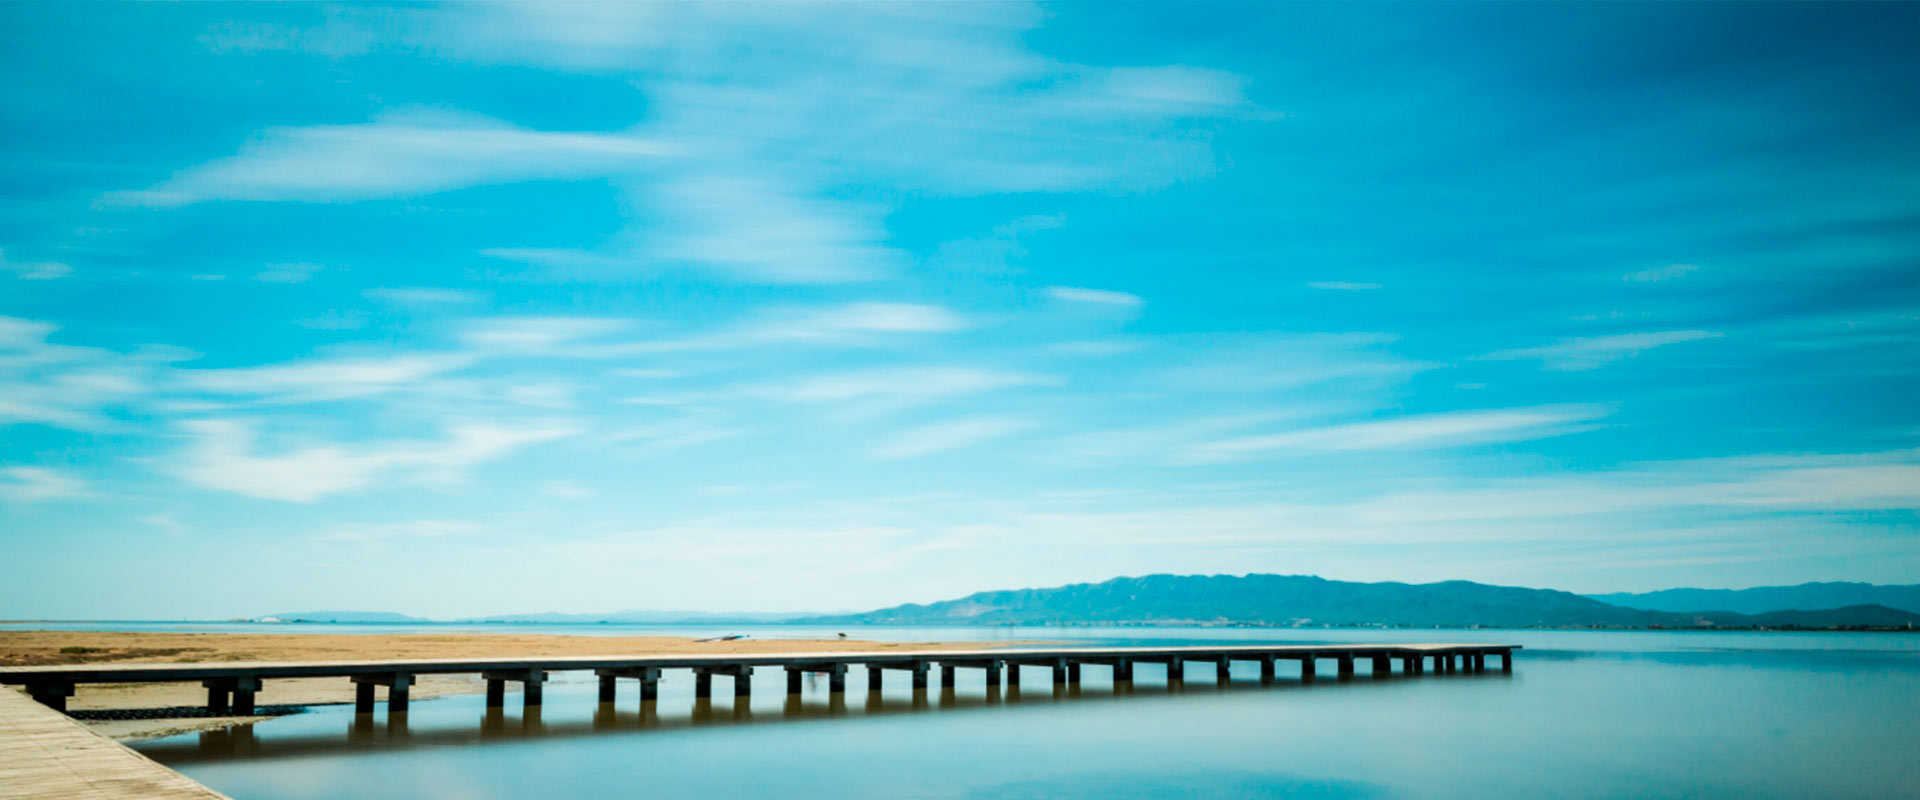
[[1, 642, 1516, 715], [0, 687, 228, 800], [1, 643, 1514, 799]]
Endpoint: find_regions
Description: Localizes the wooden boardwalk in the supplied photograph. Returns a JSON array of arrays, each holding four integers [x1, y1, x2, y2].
[[2, 642, 1516, 715], [0, 642, 1514, 797], [0, 688, 227, 800]]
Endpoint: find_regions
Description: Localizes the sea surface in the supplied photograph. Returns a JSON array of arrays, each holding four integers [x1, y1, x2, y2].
[[19, 623, 1919, 799]]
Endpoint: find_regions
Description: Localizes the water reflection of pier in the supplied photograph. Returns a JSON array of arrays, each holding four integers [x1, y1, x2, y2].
[[162, 656, 1518, 766]]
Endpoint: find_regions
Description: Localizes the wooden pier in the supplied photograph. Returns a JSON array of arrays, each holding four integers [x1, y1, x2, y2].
[[1, 643, 1513, 799], [1, 643, 1515, 717]]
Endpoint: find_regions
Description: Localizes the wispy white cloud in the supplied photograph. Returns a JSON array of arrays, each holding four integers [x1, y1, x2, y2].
[[869, 416, 1032, 460], [1349, 449, 1920, 526], [1045, 286, 1144, 308], [364, 287, 485, 306], [650, 175, 901, 284], [608, 419, 747, 457], [457, 303, 967, 359], [169, 419, 576, 502], [0, 317, 186, 431], [0, 248, 72, 280], [1176, 406, 1609, 464], [772, 366, 1050, 404], [745, 303, 968, 342], [159, 5, 1249, 287], [314, 519, 482, 544], [1163, 332, 1429, 393], [0, 466, 85, 503], [182, 353, 476, 403], [1624, 263, 1699, 283], [1481, 330, 1723, 371], [538, 481, 596, 500], [106, 109, 677, 207], [254, 262, 322, 284], [459, 316, 634, 355], [928, 214, 1067, 273], [294, 310, 367, 331]]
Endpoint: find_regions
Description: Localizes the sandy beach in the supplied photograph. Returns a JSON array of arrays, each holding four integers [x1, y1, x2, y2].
[[1, 631, 998, 740]]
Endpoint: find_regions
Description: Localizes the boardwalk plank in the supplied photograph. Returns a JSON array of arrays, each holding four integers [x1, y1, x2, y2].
[[0, 688, 227, 800]]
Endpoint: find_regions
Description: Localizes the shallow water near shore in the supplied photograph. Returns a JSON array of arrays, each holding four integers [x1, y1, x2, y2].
[[110, 626, 1920, 799]]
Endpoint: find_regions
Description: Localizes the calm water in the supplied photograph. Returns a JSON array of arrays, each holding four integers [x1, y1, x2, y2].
[[59, 624, 1920, 799]]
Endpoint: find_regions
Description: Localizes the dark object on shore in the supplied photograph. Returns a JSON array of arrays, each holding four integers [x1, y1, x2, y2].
[[694, 634, 747, 642]]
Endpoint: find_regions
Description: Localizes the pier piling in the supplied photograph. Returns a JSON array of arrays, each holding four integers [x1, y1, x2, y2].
[[25, 682, 72, 713], [350, 673, 411, 714]]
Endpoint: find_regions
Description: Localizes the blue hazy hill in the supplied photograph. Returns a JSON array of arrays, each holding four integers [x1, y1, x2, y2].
[[803, 574, 1920, 629], [1587, 582, 1920, 615]]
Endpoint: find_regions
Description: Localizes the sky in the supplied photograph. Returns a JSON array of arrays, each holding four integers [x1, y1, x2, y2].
[[2, 2, 1918, 620]]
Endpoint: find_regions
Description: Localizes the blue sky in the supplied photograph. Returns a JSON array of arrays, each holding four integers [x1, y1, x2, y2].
[[3, 2, 1918, 619]]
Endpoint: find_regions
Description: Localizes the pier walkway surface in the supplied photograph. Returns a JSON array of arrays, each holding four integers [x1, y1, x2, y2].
[[1, 643, 1514, 799], [2, 642, 1516, 714], [0, 687, 228, 800]]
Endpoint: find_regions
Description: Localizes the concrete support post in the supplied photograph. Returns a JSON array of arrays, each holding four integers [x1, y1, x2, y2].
[[388, 674, 411, 714], [231, 677, 261, 715], [203, 682, 230, 715], [1052, 661, 1067, 687], [1301, 657, 1316, 682], [786, 668, 804, 696], [355, 681, 375, 714], [485, 669, 542, 709], [1168, 660, 1184, 683], [826, 664, 847, 694], [486, 679, 505, 708], [695, 670, 713, 699], [599, 674, 616, 704], [1338, 656, 1355, 678], [940, 664, 955, 688], [27, 682, 74, 713], [1260, 657, 1276, 683], [1372, 656, 1392, 675], [1501, 651, 1513, 673], [734, 667, 753, 699], [1008, 663, 1021, 688], [986, 661, 1003, 689], [867, 665, 883, 693], [640, 668, 661, 702], [911, 662, 929, 691], [1115, 659, 1133, 683], [1067, 662, 1081, 684]]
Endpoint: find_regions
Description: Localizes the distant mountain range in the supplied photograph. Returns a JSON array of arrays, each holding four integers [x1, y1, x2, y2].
[[1587, 582, 1920, 615], [797, 574, 1920, 630], [267, 576, 1920, 630]]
